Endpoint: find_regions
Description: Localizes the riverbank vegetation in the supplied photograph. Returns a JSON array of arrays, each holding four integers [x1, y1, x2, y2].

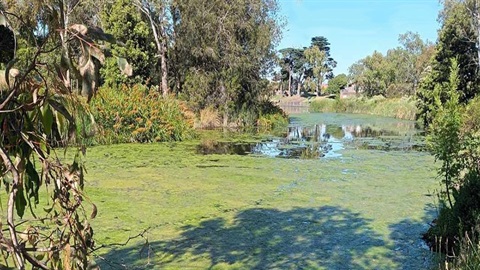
[[276, 29, 432, 121], [309, 96, 417, 120], [415, 0, 480, 268]]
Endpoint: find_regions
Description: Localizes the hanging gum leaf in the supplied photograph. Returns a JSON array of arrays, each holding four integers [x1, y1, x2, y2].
[[15, 186, 27, 218], [0, 13, 6, 26], [25, 159, 40, 204], [41, 104, 54, 137], [90, 203, 97, 219]]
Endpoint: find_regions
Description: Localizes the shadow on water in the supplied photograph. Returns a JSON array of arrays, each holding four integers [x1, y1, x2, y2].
[[196, 141, 257, 155], [98, 206, 391, 269]]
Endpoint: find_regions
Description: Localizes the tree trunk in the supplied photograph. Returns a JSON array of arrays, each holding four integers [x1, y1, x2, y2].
[[317, 73, 324, 96], [138, 2, 169, 96], [59, 1, 71, 92], [160, 39, 169, 97], [297, 78, 301, 96], [476, 4, 480, 70], [220, 82, 228, 127], [288, 71, 292, 96]]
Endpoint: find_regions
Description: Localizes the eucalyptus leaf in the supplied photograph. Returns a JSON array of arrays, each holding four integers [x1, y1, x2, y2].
[[25, 159, 40, 204], [117, 57, 133, 77], [41, 104, 54, 136], [87, 45, 105, 64], [49, 99, 75, 123], [54, 110, 67, 140], [0, 13, 6, 27], [15, 187, 27, 218]]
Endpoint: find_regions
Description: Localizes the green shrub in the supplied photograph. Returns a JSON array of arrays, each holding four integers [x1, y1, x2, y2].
[[425, 64, 480, 266], [454, 173, 480, 233], [425, 204, 458, 255], [257, 100, 288, 131], [90, 85, 195, 144], [426, 167, 480, 262]]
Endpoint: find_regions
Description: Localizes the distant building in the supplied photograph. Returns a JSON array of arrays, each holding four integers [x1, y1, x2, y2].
[[340, 83, 357, 99]]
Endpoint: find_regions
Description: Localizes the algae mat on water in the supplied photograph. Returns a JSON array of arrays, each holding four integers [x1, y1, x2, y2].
[[85, 142, 438, 269]]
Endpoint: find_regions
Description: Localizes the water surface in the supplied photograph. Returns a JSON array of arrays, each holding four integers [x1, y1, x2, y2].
[[198, 113, 425, 159]]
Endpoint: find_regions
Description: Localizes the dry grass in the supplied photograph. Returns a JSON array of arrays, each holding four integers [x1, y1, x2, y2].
[[196, 107, 221, 129]]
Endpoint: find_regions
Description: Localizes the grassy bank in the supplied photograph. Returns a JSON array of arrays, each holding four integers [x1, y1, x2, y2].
[[309, 96, 417, 120]]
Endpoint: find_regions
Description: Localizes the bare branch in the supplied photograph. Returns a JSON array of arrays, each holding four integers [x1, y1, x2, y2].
[[0, 147, 24, 269]]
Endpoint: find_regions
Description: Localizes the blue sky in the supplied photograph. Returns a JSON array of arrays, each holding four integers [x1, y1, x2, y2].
[[277, 0, 442, 75]]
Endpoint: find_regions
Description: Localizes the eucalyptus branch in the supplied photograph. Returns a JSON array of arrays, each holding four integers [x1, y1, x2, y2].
[[22, 249, 49, 270], [0, 146, 25, 270], [90, 227, 151, 253]]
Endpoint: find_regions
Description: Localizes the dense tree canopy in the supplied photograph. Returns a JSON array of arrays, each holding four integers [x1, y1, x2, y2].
[[417, 0, 480, 127], [172, 0, 282, 123], [278, 36, 336, 96], [101, 0, 157, 87], [348, 32, 433, 98], [326, 73, 348, 95]]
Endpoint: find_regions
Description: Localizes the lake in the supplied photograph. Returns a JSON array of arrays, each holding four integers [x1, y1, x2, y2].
[[88, 113, 438, 269]]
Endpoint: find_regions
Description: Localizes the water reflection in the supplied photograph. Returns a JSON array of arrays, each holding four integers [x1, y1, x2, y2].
[[197, 115, 425, 159]]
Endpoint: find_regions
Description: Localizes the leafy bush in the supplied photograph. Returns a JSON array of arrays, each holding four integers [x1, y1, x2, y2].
[[90, 85, 195, 143], [425, 205, 458, 255], [425, 62, 480, 266], [256, 100, 288, 131], [454, 172, 480, 233]]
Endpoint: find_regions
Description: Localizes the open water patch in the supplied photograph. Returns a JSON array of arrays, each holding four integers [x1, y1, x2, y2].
[[197, 113, 426, 159]]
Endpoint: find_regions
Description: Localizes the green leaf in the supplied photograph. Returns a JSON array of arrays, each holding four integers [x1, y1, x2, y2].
[[25, 159, 40, 204], [41, 104, 54, 136], [54, 110, 66, 139], [50, 99, 74, 140], [2, 172, 12, 192], [49, 99, 74, 123], [15, 187, 27, 218]]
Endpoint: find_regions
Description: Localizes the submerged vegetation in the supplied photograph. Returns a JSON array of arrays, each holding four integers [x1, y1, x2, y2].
[[84, 114, 437, 269]]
